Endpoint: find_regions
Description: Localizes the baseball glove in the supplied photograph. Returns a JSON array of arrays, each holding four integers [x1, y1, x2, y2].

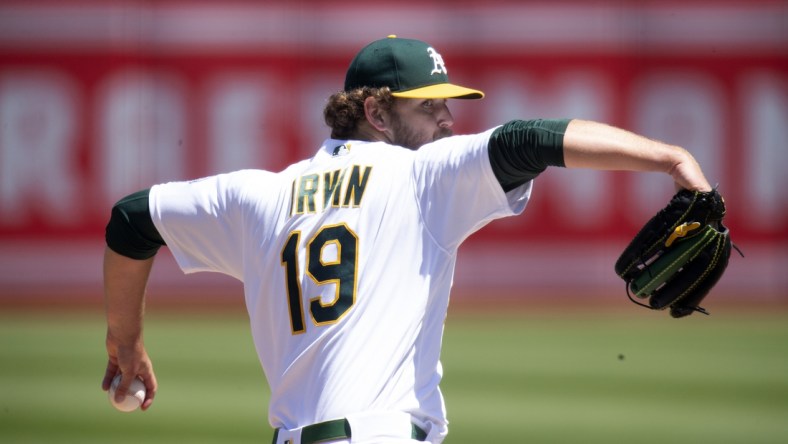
[[615, 188, 740, 318]]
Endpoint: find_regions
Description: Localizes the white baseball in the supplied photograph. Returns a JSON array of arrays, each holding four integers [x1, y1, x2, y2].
[[108, 375, 146, 412]]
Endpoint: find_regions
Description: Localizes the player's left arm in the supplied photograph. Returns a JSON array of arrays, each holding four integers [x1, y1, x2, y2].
[[487, 118, 712, 193], [561, 119, 712, 192]]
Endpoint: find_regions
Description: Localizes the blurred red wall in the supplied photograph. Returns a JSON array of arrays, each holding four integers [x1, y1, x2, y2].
[[1, 1, 785, 301]]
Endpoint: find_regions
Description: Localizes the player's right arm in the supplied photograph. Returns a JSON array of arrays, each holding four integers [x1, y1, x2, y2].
[[102, 189, 165, 410]]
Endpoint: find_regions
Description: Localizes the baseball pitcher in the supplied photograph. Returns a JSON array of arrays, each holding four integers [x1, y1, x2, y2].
[[102, 36, 730, 443]]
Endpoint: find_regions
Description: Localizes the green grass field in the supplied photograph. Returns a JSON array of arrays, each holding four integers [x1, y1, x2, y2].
[[1, 306, 787, 443]]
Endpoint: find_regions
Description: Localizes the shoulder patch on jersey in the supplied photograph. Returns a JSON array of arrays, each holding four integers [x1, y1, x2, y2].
[[332, 143, 351, 157]]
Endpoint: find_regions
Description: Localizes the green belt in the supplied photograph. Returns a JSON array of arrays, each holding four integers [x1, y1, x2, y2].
[[272, 418, 427, 444]]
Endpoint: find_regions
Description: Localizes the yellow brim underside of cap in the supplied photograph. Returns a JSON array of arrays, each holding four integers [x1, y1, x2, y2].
[[391, 83, 484, 100]]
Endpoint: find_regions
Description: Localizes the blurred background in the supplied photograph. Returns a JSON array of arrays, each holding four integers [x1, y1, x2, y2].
[[0, 1, 786, 443], [1, 0, 785, 305], [0, 0, 786, 304]]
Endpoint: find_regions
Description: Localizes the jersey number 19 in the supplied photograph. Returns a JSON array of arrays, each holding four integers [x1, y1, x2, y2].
[[280, 223, 358, 334]]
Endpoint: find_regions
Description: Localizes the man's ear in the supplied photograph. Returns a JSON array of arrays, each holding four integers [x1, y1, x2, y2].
[[363, 96, 388, 132]]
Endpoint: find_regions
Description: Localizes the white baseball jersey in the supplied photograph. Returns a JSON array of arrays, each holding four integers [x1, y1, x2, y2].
[[149, 129, 532, 441]]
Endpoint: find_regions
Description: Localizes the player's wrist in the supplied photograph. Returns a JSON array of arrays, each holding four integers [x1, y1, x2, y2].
[[105, 325, 144, 349]]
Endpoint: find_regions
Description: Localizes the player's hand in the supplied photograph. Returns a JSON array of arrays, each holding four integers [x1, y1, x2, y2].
[[668, 150, 712, 193], [102, 333, 158, 410]]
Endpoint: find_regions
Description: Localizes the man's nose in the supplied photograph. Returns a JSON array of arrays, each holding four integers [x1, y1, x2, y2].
[[438, 103, 454, 128]]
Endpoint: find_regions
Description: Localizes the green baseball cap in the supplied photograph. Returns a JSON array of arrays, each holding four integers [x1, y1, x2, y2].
[[344, 35, 484, 100]]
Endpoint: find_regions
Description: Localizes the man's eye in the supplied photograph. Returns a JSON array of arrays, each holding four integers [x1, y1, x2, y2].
[[422, 100, 433, 108]]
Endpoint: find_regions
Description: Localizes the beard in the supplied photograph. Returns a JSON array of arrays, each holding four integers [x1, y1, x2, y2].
[[389, 112, 453, 150]]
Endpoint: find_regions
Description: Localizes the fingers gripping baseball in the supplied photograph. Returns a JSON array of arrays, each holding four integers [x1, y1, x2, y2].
[[103, 334, 157, 411]]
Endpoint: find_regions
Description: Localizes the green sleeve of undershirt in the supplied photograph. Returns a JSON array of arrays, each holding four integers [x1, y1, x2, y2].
[[105, 188, 165, 260], [488, 119, 570, 192]]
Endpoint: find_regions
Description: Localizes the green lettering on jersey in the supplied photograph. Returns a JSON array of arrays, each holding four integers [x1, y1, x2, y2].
[[296, 173, 319, 214], [290, 165, 372, 217], [323, 169, 344, 208], [343, 165, 371, 207]]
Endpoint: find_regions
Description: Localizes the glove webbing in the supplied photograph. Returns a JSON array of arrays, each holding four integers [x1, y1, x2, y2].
[[618, 191, 705, 278]]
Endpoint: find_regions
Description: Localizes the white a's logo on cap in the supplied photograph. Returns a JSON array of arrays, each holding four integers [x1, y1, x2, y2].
[[427, 47, 448, 75]]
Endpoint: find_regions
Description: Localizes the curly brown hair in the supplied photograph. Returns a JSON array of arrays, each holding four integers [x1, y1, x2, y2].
[[323, 87, 394, 139]]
